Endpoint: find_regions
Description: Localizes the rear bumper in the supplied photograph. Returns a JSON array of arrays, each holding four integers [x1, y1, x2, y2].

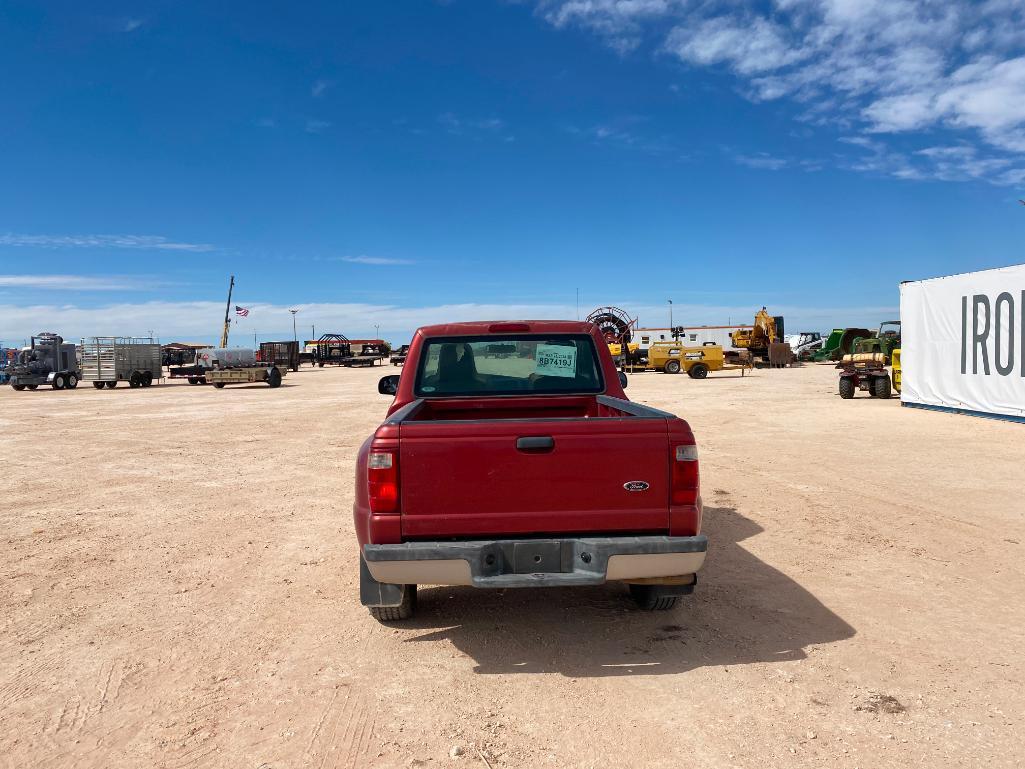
[[362, 534, 707, 589]]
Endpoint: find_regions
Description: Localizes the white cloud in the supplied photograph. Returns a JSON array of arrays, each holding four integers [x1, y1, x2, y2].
[[0, 233, 215, 252], [735, 153, 789, 170], [305, 119, 331, 134], [0, 275, 156, 291], [311, 79, 330, 98], [538, 0, 1025, 184], [338, 255, 415, 266], [123, 19, 143, 32]]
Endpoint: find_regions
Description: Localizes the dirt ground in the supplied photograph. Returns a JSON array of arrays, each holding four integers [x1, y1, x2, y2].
[[1, 362, 1023, 769]]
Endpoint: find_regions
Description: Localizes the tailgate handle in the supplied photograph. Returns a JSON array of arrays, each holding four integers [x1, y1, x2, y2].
[[516, 436, 555, 452]]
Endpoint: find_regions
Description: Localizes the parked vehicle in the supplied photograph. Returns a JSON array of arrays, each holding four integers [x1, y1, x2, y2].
[[786, 332, 824, 360], [647, 342, 724, 378], [316, 334, 352, 366], [80, 337, 162, 389], [812, 327, 872, 362], [355, 320, 707, 621], [390, 345, 410, 366], [7, 333, 80, 391]]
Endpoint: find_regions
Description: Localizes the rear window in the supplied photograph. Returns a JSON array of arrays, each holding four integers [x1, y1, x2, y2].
[[414, 335, 603, 397]]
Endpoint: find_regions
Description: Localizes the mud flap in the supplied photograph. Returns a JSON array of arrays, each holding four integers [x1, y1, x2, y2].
[[359, 556, 407, 607]]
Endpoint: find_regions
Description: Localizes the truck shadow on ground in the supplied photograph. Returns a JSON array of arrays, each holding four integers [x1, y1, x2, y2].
[[403, 507, 855, 676]]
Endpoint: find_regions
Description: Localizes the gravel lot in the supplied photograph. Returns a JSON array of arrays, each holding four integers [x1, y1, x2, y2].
[[1, 363, 1023, 768]]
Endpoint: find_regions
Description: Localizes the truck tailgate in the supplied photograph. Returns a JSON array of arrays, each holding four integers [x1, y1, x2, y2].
[[398, 417, 669, 538]]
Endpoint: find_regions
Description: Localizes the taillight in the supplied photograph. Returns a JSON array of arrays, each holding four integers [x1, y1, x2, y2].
[[368, 449, 399, 514], [671, 443, 699, 505]]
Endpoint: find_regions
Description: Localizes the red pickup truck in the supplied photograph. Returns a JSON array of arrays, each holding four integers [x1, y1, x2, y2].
[[354, 321, 706, 621]]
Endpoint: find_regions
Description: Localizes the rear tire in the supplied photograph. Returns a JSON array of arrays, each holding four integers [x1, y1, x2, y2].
[[688, 363, 709, 379], [664, 360, 681, 374], [93, 381, 105, 389], [11, 384, 25, 391], [52, 374, 66, 390], [67, 373, 78, 389], [105, 381, 117, 389], [369, 585, 417, 622], [143, 371, 153, 387], [27, 384, 38, 390], [872, 375, 892, 399], [267, 367, 282, 388], [188, 377, 199, 385], [629, 584, 678, 611], [838, 377, 856, 399]]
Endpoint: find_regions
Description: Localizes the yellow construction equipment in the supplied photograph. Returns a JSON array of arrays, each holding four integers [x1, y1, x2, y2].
[[648, 342, 724, 378], [731, 307, 781, 362], [891, 347, 901, 393]]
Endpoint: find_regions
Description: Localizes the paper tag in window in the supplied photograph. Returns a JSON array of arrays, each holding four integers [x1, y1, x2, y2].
[[535, 344, 576, 377]]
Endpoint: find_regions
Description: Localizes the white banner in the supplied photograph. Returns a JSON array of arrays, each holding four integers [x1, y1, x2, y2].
[[900, 264, 1025, 419]]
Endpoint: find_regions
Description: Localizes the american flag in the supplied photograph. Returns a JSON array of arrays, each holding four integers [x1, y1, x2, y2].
[[235, 305, 250, 318]]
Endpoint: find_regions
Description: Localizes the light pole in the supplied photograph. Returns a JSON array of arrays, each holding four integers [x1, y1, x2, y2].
[[289, 309, 299, 343], [668, 299, 674, 339], [374, 324, 380, 340]]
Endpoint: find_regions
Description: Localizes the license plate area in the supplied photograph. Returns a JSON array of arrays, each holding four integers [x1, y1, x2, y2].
[[511, 541, 563, 573]]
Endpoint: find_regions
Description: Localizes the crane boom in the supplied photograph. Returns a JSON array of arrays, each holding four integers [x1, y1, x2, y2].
[[220, 275, 235, 349]]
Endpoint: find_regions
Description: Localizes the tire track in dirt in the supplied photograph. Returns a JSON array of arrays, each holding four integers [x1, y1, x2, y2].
[[305, 687, 376, 769]]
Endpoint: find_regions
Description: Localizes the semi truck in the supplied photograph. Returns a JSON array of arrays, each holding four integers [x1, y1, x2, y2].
[[6, 333, 81, 391], [80, 337, 162, 389], [355, 320, 707, 621]]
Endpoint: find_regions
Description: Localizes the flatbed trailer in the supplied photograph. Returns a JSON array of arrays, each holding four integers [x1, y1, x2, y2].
[[168, 364, 208, 385], [340, 355, 386, 367], [206, 365, 285, 388]]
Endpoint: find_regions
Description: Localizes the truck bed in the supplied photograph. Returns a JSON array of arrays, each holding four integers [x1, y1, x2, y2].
[[384, 395, 680, 540]]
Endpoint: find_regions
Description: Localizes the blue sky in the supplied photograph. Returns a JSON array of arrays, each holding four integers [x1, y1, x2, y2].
[[1, 0, 1024, 345]]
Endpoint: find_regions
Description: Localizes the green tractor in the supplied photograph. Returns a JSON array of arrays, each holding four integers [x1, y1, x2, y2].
[[851, 321, 901, 362], [836, 321, 901, 400]]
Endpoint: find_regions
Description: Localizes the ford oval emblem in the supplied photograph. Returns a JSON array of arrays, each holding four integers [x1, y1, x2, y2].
[[623, 481, 650, 492]]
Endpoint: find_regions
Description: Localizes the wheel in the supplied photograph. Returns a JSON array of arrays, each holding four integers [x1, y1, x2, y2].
[[872, 375, 892, 399], [129, 373, 141, 388], [67, 373, 78, 389], [11, 384, 25, 391], [664, 360, 681, 374], [188, 377, 199, 385], [688, 363, 709, 379], [52, 374, 66, 390], [105, 381, 117, 389], [143, 371, 153, 387], [369, 585, 417, 622], [93, 381, 105, 389], [838, 377, 856, 399], [213, 382, 226, 388], [267, 368, 282, 388], [628, 584, 678, 611], [318, 361, 324, 368]]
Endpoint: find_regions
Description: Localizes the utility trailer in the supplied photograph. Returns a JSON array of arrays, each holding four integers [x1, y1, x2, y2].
[[207, 365, 285, 389], [7, 333, 81, 391], [259, 341, 300, 372], [389, 345, 410, 366], [80, 337, 162, 389], [316, 334, 352, 366]]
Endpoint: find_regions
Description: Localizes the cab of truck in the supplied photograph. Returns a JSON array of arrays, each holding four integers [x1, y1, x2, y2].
[[355, 320, 707, 621]]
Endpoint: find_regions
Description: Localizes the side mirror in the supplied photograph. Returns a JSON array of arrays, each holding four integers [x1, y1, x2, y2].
[[618, 371, 628, 389], [378, 374, 400, 395]]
